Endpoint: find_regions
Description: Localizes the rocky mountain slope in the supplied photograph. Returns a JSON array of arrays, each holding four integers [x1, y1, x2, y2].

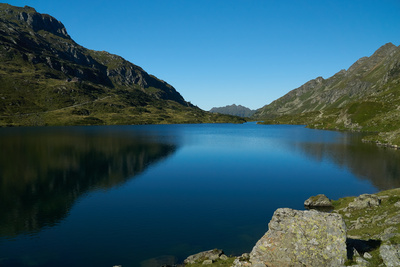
[[209, 104, 256, 117], [0, 4, 245, 126], [253, 43, 400, 145]]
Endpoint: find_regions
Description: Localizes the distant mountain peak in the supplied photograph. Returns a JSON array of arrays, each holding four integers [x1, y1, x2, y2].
[[376, 42, 396, 52], [210, 104, 256, 117]]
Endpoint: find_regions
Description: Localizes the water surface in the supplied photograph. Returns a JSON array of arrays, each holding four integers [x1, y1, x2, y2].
[[0, 123, 399, 267]]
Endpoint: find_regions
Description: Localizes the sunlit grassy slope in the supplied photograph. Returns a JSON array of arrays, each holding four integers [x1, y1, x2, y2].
[[253, 43, 400, 145]]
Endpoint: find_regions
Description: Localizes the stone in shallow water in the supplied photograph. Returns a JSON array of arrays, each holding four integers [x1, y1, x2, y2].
[[183, 249, 223, 265], [249, 208, 347, 267], [304, 194, 333, 208]]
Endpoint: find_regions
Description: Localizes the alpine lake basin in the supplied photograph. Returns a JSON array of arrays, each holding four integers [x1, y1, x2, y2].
[[1, 122, 400, 267]]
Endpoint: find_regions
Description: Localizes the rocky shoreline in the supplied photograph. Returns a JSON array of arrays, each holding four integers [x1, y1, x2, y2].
[[183, 188, 400, 267]]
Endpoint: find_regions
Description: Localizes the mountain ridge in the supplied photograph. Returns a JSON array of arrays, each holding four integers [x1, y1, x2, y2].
[[0, 3, 245, 126], [253, 42, 400, 145], [209, 104, 256, 117]]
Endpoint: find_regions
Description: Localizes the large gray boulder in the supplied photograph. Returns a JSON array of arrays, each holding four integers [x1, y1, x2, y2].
[[249, 208, 347, 267]]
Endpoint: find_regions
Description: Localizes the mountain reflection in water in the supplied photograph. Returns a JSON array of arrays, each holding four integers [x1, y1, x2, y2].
[[0, 126, 177, 238], [295, 132, 400, 190], [1, 124, 399, 267]]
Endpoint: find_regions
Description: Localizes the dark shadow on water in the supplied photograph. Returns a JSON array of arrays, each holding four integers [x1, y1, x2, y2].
[[0, 126, 178, 238], [295, 132, 400, 190], [140, 255, 178, 267]]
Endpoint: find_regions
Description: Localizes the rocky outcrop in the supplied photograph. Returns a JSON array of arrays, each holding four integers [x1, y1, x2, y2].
[[17, 7, 70, 39], [248, 208, 347, 267], [0, 4, 70, 39], [346, 194, 381, 210]]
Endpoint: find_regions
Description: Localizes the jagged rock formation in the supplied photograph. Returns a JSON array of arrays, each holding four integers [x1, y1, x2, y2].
[[253, 43, 400, 145], [17, 6, 70, 38], [0, 3, 245, 126], [209, 104, 256, 117]]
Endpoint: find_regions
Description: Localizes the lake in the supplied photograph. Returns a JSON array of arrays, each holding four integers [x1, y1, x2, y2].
[[1, 122, 400, 267]]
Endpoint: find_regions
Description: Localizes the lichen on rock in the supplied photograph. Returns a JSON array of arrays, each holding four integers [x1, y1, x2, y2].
[[249, 208, 347, 267], [379, 243, 400, 267]]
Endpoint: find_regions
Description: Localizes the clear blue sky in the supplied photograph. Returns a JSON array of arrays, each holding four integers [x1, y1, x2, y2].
[[4, 0, 400, 110]]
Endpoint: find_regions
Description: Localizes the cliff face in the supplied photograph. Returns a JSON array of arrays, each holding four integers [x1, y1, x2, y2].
[[16, 6, 70, 38], [0, 4, 245, 126], [253, 43, 400, 145]]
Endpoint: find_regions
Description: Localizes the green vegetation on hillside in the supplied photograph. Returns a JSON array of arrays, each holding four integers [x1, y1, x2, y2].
[[332, 188, 400, 266], [0, 3, 245, 126], [254, 43, 400, 146]]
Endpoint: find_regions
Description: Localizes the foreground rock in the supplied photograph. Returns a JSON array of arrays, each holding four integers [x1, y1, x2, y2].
[[248, 208, 347, 267]]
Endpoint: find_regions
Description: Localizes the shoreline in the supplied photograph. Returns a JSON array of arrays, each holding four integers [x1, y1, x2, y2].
[[183, 188, 400, 266]]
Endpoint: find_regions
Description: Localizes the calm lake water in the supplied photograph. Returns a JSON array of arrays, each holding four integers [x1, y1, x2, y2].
[[1, 123, 400, 267]]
